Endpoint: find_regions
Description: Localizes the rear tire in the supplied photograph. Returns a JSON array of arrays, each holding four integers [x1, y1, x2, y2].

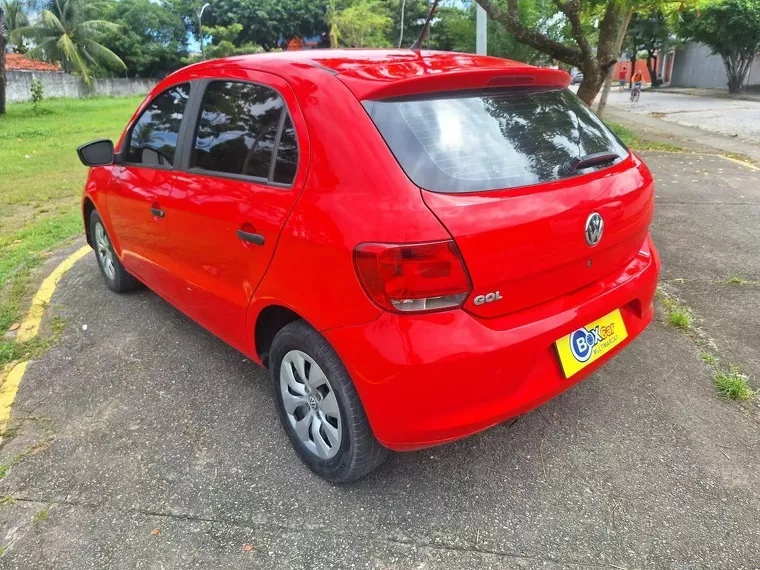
[[89, 210, 142, 293], [270, 320, 389, 483]]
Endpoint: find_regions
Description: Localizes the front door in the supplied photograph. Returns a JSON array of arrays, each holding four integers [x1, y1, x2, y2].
[[107, 83, 190, 295], [162, 77, 304, 350]]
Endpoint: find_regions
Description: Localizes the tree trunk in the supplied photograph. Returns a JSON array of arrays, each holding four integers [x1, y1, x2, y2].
[[723, 52, 755, 94], [474, 0, 619, 107], [646, 50, 658, 86], [577, 64, 605, 104], [596, 8, 633, 118], [475, 0, 584, 67], [0, 8, 6, 116]]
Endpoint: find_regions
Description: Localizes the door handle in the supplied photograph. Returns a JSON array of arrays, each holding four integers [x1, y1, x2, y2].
[[150, 207, 165, 218], [237, 229, 265, 246]]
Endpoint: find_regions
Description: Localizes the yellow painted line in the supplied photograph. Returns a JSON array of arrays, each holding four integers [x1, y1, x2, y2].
[[1, 245, 91, 439], [16, 245, 91, 343], [0, 362, 28, 436], [718, 154, 760, 172]]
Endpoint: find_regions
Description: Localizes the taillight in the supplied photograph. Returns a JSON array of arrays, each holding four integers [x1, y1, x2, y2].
[[354, 240, 472, 313]]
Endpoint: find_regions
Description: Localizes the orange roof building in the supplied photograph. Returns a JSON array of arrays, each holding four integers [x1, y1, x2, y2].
[[6, 53, 62, 72]]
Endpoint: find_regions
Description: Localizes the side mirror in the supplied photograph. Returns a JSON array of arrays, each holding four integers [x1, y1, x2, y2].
[[77, 139, 115, 167]]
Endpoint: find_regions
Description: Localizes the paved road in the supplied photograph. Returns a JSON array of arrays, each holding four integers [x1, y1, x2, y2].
[[602, 89, 760, 145], [1, 153, 759, 569]]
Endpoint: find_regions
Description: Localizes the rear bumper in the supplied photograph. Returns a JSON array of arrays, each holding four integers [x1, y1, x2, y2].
[[325, 235, 660, 451]]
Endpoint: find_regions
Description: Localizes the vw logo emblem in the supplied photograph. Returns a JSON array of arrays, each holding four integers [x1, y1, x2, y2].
[[585, 212, 604, 247]]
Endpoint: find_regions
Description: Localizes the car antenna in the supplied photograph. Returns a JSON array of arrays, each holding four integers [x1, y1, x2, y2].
[[410, 0, 441, 50]]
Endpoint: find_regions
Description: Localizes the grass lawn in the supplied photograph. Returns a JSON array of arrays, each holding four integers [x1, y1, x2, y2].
[[606, 121, 683, 152], [0, 96, 143, 366]]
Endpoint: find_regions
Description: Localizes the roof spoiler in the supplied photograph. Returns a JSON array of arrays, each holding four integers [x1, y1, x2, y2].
[[339, 66, 572, 100]]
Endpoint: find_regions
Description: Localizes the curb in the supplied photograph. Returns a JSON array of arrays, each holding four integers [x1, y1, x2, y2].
[[0, 245, 91, 440]]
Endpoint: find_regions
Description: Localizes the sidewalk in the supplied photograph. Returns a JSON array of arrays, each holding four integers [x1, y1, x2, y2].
[[656, 86, 760, 103], [604, 107, 760, 164], [591, 86, 760, 163]]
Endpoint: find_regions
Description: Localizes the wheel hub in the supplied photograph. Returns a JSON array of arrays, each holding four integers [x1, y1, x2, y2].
[[279, 350, 342, 459], [94, 222, 116, 280]]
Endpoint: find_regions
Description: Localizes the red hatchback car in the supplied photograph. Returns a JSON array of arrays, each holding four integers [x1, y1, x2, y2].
[[77, 50, 660, 482]]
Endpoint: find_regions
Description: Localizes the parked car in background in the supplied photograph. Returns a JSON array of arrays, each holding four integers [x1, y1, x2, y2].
[[572, 71, 584, 85], [77, 50, 660, 483]]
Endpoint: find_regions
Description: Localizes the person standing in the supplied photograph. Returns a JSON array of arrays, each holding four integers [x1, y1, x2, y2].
[[618, 65, 627, 92]]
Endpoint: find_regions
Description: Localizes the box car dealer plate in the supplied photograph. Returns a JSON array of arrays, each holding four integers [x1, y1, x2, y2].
[[555, 309, 628, 378]]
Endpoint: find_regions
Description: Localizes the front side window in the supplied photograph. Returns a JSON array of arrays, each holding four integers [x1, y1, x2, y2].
[[192, 81, 288, 179], [126, 84, 189, 167]]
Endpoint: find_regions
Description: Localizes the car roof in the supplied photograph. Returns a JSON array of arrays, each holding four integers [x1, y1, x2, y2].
[[176, 49, 570, 100], [193, 49, 526, 75]]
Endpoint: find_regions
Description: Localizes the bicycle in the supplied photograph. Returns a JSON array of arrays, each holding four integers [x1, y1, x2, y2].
[[630, 82, 642, 102]]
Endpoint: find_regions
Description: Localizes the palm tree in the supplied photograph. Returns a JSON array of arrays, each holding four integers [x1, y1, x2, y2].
[[326, 0, 340, 48], [1, 1, 29, 52], [10, 0, 125, 85]]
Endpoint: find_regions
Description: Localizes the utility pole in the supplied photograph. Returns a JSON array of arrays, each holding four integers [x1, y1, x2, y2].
[[398, 0, 406, 48], [476, 4, 487, 55], [196, 3, 210, 60]]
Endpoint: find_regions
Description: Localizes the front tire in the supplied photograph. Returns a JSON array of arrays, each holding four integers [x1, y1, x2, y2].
[[270, 320, 389, 483], [89, 210, 142, 293]]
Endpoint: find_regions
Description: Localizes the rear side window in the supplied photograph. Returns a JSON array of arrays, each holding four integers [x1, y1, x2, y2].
[[367, 88, 628, 193], [126, 83, 190, 167], [192, 81, 297, 183], [273, 115, 298, 184]]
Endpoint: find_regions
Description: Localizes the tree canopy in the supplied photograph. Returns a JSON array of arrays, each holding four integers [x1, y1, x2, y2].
[[1, 0, 30, 52], [335, 0, 391, 47], [11, 0, 125, 84], [201, 0, 328, 51], [93, 0, 188, 78], [625, 11, 670, 86], [439, 1, 556, 66], [474, 0, 633, 104]]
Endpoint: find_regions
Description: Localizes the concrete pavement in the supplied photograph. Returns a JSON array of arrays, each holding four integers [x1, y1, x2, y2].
[[1, 153, 759, 569], [649, 152, 760, 389], [603, 89, 760, 145], [584, 87, 760, 163], [657, 87, 760, 104], [570, 84, 760, 161]]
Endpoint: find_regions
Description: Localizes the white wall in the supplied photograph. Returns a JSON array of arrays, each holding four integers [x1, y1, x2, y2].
[[670, 42, 760, 89], [7, 70, 157, 103]]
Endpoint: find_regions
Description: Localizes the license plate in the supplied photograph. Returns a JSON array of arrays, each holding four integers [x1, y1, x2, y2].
[[555, 309, 628, 378]]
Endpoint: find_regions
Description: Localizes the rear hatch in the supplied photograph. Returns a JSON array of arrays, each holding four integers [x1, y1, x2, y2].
[[365, 87, 654, 318]]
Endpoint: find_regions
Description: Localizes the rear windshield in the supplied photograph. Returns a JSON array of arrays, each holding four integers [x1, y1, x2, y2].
[[365, 88, 628, 194]]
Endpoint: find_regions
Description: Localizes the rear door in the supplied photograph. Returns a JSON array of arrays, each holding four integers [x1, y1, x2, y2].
[[367, 88, 654, 318], [162, 77, 304, 350], [107, 83, 190, 292]]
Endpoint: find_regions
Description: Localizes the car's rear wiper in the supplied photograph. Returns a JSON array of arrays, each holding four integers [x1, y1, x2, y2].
[[564, 152, 620, 174]]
